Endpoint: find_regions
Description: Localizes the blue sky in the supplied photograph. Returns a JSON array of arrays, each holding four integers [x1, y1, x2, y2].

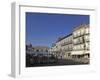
[[26, 12, 89, 47]]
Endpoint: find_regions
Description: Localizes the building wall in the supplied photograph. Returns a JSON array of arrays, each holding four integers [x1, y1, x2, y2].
[[50, 24, 90, 59], [71, 24, 90, 58], [26, 44, 49, 55], [50, 34, 73, 59]]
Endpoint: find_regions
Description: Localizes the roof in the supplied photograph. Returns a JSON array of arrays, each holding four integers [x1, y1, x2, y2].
[[26, 44, 49, 49], [73, 24, 89, 31], [32, 46, 49, 49], [56, 33, 72, 42]]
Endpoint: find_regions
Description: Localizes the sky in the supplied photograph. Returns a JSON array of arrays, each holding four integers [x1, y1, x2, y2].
[[26, 12, 89, 47]]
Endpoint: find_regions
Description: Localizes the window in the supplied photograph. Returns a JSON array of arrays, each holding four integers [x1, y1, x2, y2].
[[81, 29, 84, 35], [74, 32, 78, 37], [85, 42, 89, 49], [77, 31, 80, 36], [73, 39, 77, 44], [78, 45, 81, 50], [85, 35, 89, 41], [86, 28, 89, 34], [36, 49, 39, 52], [73, 46, 76, 50], [80, 44, 84, 49], [77, 45, 79, 50], [46, 49, 48, 52], [85, 35, 87, 39]]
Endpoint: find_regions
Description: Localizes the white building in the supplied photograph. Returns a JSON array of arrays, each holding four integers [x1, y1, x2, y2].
[[49, 34, 73, 59], [50, 24, 90, 59], [71, 24, 90, 58]]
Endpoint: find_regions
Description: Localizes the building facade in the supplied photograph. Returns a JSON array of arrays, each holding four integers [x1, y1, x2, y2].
[[71, 24, 90, 58], [49, 34, 73, 59], [50, 24, 90, 59], [26, 44, 49, 56]]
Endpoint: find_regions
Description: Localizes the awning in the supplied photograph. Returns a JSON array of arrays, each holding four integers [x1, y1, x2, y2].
[[71, 50, 89, 55], [71, 51, 84, 55]]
